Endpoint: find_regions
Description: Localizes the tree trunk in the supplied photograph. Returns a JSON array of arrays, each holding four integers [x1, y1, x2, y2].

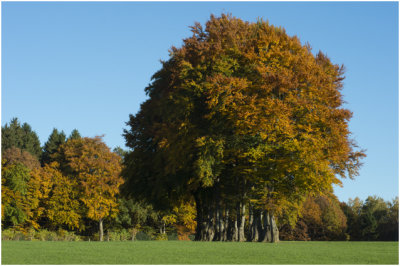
[[131, 227, 136, 241], [232, 216, 238, 241], [248, 204, 253, 241], [238, 202, 246, 241], [250, 210, 260, 242], [216, 202, 222, 241], [260, 210, 271, 242], [207, 207, 215, 241], [99, 218, 104, 242], [223, 208, 229, 241], [270, 214, 279, 243]]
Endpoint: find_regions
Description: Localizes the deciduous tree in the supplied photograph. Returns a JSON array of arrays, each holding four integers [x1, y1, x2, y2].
[[1, 162, 31, 228], [55, 137, 123, 241], [123, 14, 365, 242], [2, 147, 40, 170]]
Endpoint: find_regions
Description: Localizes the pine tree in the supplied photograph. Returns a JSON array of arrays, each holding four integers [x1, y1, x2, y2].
[[41, 129, 66, 165], [68, 129, 81, 140], [2, 118, 41, 159]]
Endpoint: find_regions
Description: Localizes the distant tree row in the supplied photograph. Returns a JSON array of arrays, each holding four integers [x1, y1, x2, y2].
[[341, 196, 398, 241], [280, 192, 398, 241]]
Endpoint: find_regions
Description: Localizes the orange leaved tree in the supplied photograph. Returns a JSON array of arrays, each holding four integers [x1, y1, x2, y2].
[[123, 14, 365, 242], [55, 137, 123, 241]]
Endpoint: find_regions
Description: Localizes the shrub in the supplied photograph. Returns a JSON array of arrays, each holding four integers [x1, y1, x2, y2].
[[62, 231, 81, 241], [167, 232, 178, 240], [107, 229, 131, 241], [155, 233, 168, 241], [2, 229, 17, 240], [2, 228, 25, 240], [135, 231, 152, 241]]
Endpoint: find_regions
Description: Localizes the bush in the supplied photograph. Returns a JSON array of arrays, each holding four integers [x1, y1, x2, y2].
[[2, 228, 81, 241], [2, 228, 24, 241], [155, 233, 168, 241], [36, 229, 50, 241], [167, 232, 178, 241], [3, 229, 25, 240], [61, 230, 81, 241], [107, 229, 131, 241], [135, 231, 152, 241]]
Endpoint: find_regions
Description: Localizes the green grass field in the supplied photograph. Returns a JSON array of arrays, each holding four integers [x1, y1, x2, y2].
[[2, 240, 398, 264]]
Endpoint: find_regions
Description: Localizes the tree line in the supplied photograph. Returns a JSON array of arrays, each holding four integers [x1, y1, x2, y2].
[[1, 117, 397, 241], [1, 118, 195, 241], [280, 193, 398, 241]]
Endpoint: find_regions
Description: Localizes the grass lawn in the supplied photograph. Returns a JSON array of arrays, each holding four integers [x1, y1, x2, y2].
[[2, 240, 398, 264]]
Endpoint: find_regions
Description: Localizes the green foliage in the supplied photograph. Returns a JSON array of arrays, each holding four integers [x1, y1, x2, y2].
[[113, 146, 127, 161], [341, 196, 399, 241], [135, 230, 153, 241], [1, 228, 25, 241], [68, 129, 81, 140], [2, 163, 31, 195], [115, 198, 158, 230], [41, 128, 66, 165], [107, 229, 132, 241], [155, 233, 168, 241], [1, 118, 41, 158], [1, 228, 82, 241], [1, 163, 31, 227]]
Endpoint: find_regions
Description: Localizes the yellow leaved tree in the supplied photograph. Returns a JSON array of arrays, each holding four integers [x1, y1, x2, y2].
[[55, 136, 123, 241]]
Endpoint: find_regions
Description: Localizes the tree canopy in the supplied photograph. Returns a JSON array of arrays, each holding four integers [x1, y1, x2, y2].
[[123, 14, 365, 242]]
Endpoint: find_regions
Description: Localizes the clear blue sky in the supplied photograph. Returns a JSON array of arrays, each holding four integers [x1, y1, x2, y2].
[[2, 2, 398, 203]]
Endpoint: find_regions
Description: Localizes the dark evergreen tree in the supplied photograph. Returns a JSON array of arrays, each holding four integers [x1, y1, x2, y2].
[[1, 118, 41, 158], [41, 128, 66, 165], [68, 129, 81, 140]]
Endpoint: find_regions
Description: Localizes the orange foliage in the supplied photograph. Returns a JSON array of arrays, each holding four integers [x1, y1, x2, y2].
[[57, 137, 124, 223]]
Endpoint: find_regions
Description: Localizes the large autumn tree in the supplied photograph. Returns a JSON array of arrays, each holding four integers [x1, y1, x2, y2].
[[123, 14, 365, 242]]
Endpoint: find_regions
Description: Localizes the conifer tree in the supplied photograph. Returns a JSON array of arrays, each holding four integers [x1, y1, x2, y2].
[[2, 118, 41, 158], [68, 129, 81, 140], [41, 128, 66, 165]]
